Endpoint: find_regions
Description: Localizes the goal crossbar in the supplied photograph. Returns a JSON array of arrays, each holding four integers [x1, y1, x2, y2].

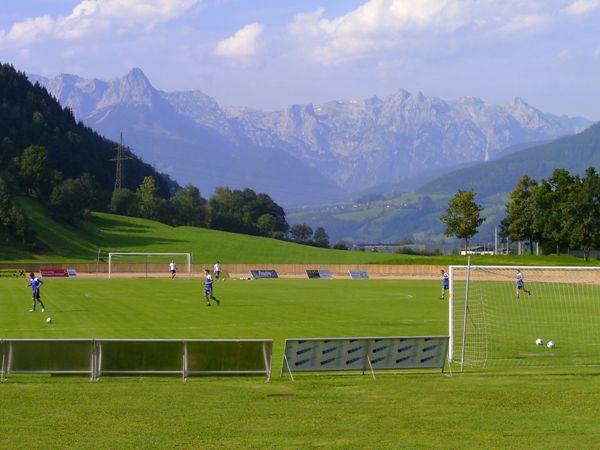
[[108, 252, 191, 279]]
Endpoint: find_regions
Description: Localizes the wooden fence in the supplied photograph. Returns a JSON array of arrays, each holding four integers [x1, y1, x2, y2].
[[0, 262, 441, 279]]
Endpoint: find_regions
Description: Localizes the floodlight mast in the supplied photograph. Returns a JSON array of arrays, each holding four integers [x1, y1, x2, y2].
[[108, 252, 191, 279]]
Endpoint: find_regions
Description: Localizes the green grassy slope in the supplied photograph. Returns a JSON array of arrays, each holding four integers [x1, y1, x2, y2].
[[2, 198, 595, 265], [2, 198, 400, 264], [0, 199, 598, 266]]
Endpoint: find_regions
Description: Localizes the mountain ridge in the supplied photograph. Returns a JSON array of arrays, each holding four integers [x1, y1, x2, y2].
[[30, 68, 591, 207]]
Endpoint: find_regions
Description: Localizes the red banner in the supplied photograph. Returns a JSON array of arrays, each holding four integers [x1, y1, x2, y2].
[[41, 269, 69, 278]]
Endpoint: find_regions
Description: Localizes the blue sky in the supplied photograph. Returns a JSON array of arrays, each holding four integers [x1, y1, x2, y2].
[[1, 0, 599, 119]]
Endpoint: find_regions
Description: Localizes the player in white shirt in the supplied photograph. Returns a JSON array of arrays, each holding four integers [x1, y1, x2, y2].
[[169, 261, 177, 279], [214, 261, 221, 280]]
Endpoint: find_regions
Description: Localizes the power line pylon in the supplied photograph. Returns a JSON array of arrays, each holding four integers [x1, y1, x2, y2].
[[110, 132, 133, 193]]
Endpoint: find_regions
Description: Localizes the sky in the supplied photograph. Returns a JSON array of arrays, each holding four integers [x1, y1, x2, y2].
[[1, 0, 600, 120]]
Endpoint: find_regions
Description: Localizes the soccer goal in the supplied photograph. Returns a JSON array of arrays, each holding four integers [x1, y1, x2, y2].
[[449, 265, 600, 370], [108, 253, 191, 279]]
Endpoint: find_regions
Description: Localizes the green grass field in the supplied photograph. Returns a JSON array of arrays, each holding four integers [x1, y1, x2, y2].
[[2, 277, 600, 449]]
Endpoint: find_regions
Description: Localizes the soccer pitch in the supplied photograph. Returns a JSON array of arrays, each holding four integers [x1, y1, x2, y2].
[[1, 277, 600, 449]]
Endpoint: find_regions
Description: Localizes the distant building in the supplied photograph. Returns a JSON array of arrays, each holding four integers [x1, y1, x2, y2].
[[460, 245, 495, 256], [353, 243, 427, 254]]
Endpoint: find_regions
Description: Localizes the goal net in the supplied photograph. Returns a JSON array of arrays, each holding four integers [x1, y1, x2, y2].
[[108, 253, 191, 279], [449, 265, 600, 370]]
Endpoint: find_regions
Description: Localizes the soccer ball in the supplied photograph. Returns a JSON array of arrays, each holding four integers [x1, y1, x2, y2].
[[547, 340, 556, 348], [46, 317, 52, 324], [535, 338, 544, 346]]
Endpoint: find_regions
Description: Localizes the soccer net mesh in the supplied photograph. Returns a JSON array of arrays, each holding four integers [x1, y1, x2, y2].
[[450, 265, 600, 370], [108, 253, 191, 279]]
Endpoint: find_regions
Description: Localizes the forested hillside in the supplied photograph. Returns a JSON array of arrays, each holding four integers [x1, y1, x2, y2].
[[418, 123, 600, 196], [0, 64, 173, 196], [0, 63, 176, 248]]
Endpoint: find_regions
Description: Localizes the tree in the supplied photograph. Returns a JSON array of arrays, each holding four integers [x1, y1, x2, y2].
[[502, 175, 538, 254], [207, 187, 288, 237], [111, 188, 137, 216], [533, 169, 573, 255], [169, 184, 207, 227], [440, 190, 484, 253], [257, 213, 277, 237], [313, 226, 330, 248], [0, 177, 31, 243], [14, 145, 61, 200], [563, 167, 600, 261], [208, 187, 253, 233], [333, 241, 349, 250], [50, 174, 103, 222], [290, 223, 313, 242], [136, 176, 162, 220]]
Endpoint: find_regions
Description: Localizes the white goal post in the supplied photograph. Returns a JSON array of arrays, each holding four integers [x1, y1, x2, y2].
[[449, 265, 600, 370], [108, 253, 191, 279]]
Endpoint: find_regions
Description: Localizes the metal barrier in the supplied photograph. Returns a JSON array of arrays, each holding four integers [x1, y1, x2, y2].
[[281, 336, 449, 380], [0, 339, 272, 382]]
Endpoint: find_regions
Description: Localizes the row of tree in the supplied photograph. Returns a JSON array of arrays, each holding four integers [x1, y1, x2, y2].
[[440, 167, 600, 261], [111, 182, 289, 239], [503, 168, 600, 260], [111, 181, 332, 246]]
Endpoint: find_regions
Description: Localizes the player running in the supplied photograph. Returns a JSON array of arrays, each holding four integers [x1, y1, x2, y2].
[[169, 261, 177, 279], [516, 269, 532, 298], [440, 269, 449, 300], [203, 269, 220, 306], [27, 272, 46, 312]]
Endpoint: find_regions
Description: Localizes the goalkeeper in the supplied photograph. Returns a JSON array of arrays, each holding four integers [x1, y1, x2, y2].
[[515, 270, 532, 298], [440, 269, 449, 300]]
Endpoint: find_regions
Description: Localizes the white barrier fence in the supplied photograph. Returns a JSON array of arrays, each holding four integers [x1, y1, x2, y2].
[[0, 339, 273, 382], [281, 336, 449, 380]]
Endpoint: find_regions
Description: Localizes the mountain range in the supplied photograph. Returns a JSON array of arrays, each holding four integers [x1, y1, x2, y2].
[[29, 68, 590, 208]]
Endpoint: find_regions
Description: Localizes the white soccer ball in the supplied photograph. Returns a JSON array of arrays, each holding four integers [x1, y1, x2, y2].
[[535, 338, 544, 346], [547, 340, 556, 348], [46, 317, 52, 324]]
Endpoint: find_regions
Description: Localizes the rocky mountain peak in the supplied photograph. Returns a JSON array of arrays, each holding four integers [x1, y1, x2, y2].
[[98, 67, 157, 109]]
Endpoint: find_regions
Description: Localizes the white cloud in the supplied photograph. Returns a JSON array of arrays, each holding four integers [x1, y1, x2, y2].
[[214, 22, 264, 60], [287, 0, 556, 65], [562, 0, 600, 16], [5, 15, 54, 44], [1, 0, 199, 45], [500, 14, 550, 34]]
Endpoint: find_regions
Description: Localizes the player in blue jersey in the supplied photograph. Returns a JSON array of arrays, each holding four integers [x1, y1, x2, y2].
[[440, 269, 449, 300], [516, 269, 531, 298], [203, 269, 220, 306], [27, 272, 46, 312]]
